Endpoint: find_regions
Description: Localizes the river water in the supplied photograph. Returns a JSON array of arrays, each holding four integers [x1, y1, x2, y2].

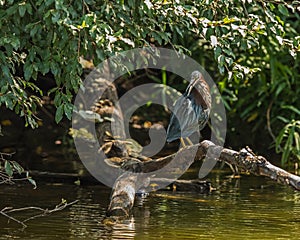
[[1, 170, 300, 240]]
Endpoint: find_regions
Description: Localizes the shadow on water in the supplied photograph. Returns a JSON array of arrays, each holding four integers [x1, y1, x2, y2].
[[1, 170, 300, 240]]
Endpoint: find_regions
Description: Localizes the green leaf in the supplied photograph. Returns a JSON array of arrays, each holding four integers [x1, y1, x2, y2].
[[218, 54, 225, 66], [222, 48, 235, 58], [24, 64, 33, 80], [294, 132, 300, 153], [4, 160, 13, 177], [11, 161, 24, 174], [53, 93, 61, 106], [278, 4, 289, 16], [10, 37, 20, 50], [269, 2, 275, 11], [74, 179, 81, 186], [240, 39, 247, 50], [25, 171, 37, 188], [51, 11, 61, 23], [282, 125, 294, 165], [30, 25, 39, 37], [218, 64, 225, 74], [214, 46, 222, 59], [19, 4, 27, 17], [274, 82, 287, 97], [275, 128, 285, 152], [277, 116, 290, 123], [6, 4, 18, 16], [282, 105, 300, 115], [50, 62, 60, 77], [64, 103, 73, 120], [1, 65, 11, 78], [151, 32, 162, 45], [55, 105, 64, 123], [26, 3, 33, 15]]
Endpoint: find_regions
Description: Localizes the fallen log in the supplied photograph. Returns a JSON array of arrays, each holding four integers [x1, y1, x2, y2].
[[121, 140, 300, 191], [105, 140, 300, 217]]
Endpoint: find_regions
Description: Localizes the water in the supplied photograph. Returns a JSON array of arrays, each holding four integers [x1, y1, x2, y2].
[[1, 172, 300, 240]]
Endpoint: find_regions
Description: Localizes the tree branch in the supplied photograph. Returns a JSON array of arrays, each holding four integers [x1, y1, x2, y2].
[[0, 200, 79, 228]]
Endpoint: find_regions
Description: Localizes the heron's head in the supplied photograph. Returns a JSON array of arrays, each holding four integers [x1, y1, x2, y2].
[[190, 71, 203, 81], [188, 71, 204, 91], [188, 70, 211, 109]]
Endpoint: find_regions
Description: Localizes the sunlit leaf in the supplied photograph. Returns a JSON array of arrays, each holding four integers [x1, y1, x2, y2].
[[210, 35, 218, 47], [11, 161, 24, 174], [28, 177, 37, 189]]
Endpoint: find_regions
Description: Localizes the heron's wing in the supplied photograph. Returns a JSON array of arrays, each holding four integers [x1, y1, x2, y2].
[[166, 96, 199, 142], [197, 108, 210, 130], [166, 111, 181, 142]]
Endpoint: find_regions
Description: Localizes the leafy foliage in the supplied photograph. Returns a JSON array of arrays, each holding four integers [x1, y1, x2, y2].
[[0, 0, 299, 165], [0, 152, 36, 187], [276, 113, 300, 165]]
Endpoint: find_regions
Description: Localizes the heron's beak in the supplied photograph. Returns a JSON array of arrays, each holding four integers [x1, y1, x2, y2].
[[187, 76, 198, 95], [190, 76, 199, 88]]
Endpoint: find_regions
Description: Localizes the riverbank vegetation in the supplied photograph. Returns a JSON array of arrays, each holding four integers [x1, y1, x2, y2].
[[0, 0, 299, 168]]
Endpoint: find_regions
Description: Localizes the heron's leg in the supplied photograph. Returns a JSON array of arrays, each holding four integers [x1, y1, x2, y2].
[[226, 162, 236, 173], [180, 137, 193, 147], [185, 137, 193, 146], [180, 137, 186, 147], [225, 162, 240, 176]]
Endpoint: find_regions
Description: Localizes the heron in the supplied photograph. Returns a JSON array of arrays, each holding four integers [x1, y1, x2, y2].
[[166, 71, 211, 146]]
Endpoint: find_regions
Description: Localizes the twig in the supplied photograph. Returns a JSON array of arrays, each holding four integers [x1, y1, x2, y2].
[[0, 152, 14, 158], [0, 211, 27, 228], [0, 200, 79, 228], [5, 206, 45, 213]]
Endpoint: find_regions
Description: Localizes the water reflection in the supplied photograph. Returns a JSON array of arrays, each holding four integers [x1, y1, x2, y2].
[[1, 173, 300, 239]]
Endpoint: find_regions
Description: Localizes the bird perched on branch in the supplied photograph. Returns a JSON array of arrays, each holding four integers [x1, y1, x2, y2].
[[166, 71, 211, 146]]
